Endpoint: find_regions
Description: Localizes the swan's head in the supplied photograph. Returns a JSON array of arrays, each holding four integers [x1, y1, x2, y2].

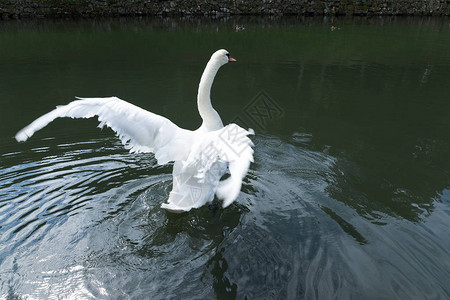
[[211, 49, 237, 66]]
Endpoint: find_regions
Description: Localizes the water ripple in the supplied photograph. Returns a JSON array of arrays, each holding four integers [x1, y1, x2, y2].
[[0, 138, 157, 259], [1, 133, 449, 298]]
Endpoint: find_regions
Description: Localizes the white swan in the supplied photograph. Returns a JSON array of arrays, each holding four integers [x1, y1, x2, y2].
[[15, 49, 254, 213]]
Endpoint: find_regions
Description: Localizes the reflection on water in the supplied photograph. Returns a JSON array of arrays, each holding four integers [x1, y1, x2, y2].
[[1, 16, 450, 299]]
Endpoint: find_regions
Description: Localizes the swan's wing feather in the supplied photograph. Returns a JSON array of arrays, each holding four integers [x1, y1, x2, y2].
[[185, 124, 254, 208], [215, 125, 254, 207], [15, 97, 190, 164]]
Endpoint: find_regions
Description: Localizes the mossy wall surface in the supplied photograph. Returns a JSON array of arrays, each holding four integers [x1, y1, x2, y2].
[[1, 0, 449, 19]]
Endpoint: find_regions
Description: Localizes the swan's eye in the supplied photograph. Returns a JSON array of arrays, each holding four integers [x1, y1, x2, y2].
[[226, 53, 230, 58]]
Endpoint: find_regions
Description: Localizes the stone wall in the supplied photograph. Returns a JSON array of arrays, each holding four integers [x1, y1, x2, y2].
[[1, 0, 449, 19]]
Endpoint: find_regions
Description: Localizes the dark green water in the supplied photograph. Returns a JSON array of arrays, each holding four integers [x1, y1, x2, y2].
[[0, 17, 449, 299]]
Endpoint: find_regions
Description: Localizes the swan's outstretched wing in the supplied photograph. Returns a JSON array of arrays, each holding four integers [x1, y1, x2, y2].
[[15, 97, 192, 164], [183, 124, 254, 208]]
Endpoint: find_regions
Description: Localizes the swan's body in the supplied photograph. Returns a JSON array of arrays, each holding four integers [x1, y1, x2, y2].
[[15, 49, 254, 212]]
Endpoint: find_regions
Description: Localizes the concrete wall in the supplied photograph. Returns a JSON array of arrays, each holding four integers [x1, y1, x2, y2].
[[1, 0, 449, 19]]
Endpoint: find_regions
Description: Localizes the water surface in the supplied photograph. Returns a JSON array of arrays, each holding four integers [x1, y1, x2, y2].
[[0, 17, 450, 299]]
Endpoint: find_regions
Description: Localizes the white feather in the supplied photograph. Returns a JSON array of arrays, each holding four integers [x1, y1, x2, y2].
[[15, 49, 254, 212], [15, 96, 193, 165]]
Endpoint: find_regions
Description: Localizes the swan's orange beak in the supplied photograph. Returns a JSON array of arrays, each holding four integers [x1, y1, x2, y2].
[[228, 57, 237, 62]]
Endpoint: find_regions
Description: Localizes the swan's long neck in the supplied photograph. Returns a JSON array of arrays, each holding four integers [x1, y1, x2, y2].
[[197, 59, 224, 131]]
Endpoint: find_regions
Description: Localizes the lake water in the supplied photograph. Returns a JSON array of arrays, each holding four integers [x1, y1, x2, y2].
[[1, 16, 449, 299]]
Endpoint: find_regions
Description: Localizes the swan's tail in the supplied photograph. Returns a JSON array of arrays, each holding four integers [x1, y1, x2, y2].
[[161, 161, 217, 212]]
